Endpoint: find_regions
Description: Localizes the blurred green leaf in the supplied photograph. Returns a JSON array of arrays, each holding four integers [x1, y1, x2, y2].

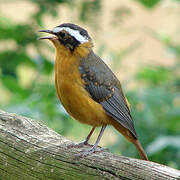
[[1, 76, 29, 98], [0, 20, 37, 46], [0, 50, 36, 77], [147, 136, 180, 155], [135, 0, 161, 8], [136, 66, 170, 86], [79, 0, 101, 23]]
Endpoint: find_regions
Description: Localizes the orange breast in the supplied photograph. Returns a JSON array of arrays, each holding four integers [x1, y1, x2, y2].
[[54, 44, 110, 127]]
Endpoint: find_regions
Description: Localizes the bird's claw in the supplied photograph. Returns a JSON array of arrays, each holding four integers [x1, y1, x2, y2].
[[66, 141, 93, 148], [74, 146, 107, 159]]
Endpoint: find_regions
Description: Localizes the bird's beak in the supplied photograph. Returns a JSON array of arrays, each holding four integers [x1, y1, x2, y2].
[[38, 29, 57, 40]]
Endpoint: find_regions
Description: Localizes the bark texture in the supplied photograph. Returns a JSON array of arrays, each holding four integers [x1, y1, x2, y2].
[[0, 110, 179, 180]]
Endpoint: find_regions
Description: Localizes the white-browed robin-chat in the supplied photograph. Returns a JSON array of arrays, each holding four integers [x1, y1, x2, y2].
[[39, 23, 148, 160]]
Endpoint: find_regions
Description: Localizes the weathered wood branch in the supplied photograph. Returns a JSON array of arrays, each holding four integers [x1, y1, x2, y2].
[[0, 110, 179, 180]]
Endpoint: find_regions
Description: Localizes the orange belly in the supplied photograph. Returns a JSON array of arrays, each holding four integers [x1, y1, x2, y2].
[[54, 45, 110, 127]]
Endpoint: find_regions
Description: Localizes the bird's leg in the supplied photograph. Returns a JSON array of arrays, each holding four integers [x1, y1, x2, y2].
[[75, 125, 107, 157], [67, 127, 96, 148], [77, 126, 96, 146]]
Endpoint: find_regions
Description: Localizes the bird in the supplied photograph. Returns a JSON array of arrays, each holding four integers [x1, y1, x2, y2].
[[39, 23, 148, 160]]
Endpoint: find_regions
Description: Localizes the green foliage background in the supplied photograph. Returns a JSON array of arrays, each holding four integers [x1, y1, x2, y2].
[[0, 0, 179, 169]]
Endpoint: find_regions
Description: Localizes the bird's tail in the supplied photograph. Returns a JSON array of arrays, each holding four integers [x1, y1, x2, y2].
[[111, 120, 148, 160], [133, 139, 148, 161]]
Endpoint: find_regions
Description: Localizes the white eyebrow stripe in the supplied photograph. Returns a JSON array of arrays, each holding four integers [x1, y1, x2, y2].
[[53, 27, 88, 43]]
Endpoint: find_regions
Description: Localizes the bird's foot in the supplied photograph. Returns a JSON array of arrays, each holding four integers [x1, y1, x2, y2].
[[66, 140, 93, 148], [75, 146, 107, 158]]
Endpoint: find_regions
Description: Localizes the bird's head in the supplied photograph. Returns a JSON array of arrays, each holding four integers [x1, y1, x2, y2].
[[39, 23, 93, 56]]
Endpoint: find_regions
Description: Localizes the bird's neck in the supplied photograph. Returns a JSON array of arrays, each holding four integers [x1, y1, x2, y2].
[[54, 41, 93, 59], [74, 41, 93, 58], [54, 41, 93, 73], [54, 42, 93, 76]]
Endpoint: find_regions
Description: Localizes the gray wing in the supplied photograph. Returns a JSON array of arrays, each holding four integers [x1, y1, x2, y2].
[[79, 51, 137, 138]]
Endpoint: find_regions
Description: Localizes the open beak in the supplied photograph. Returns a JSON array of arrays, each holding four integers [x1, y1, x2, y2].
[[38, 29, 57, 40]]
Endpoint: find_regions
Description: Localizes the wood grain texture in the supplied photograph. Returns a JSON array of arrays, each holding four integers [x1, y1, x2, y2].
[[0, 109, 179, 180]]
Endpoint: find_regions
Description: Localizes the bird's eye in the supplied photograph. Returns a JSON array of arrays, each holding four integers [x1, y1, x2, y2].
[[59, 31, 66, 38], [80, 30, 85, 36], [80, 30, 88, 37]]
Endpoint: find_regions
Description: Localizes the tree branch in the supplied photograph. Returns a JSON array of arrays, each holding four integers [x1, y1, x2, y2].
[[0, 109, 179, 180]]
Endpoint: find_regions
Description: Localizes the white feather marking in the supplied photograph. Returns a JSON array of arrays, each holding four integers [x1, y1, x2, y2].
[[53, 27, 88, 43]]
